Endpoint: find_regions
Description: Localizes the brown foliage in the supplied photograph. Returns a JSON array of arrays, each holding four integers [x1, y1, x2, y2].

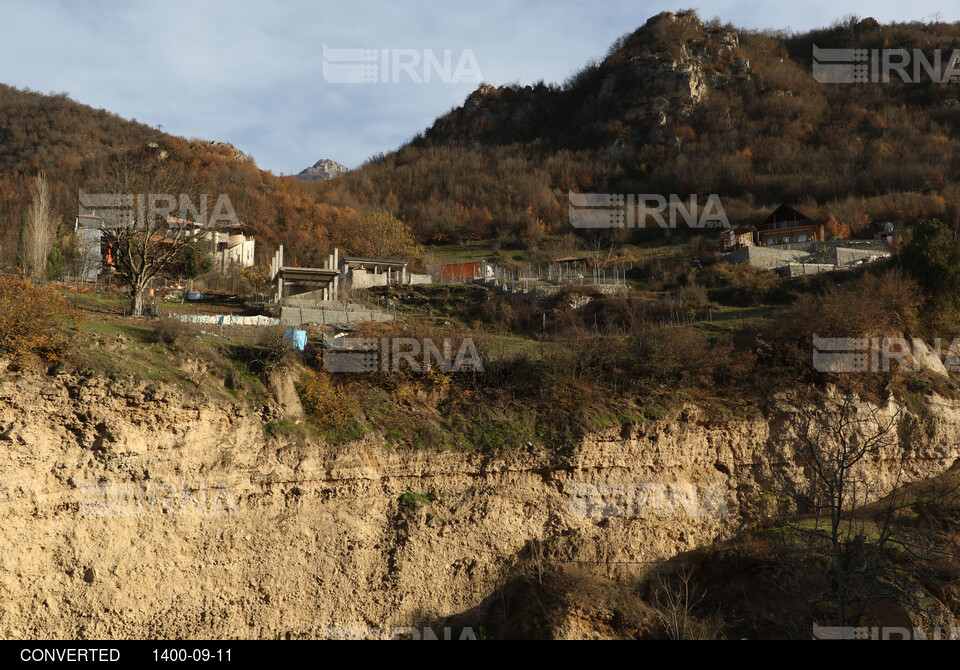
[[754, 269, 921, 378], [0, 275, 84, 360], [7, 16, 960, 266], [298, 370, 358, 428]]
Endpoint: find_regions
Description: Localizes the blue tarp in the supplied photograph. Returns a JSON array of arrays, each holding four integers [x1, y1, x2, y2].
[[285, 329, 308, 351]]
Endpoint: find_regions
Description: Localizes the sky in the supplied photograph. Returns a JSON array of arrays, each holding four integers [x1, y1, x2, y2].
[[1, 0, 958, 175]]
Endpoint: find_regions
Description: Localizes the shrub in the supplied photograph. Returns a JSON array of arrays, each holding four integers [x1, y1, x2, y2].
[[639, 256, 695, 292], [0, 275, 84, 361], [479, 294, 533, 331], [898, 218, 960, 333], [298, 370, 357, 428], [753, 269, 922, 380], [700, 263, 781, 306], [631, 326, 715, 388], [254, 325, 297, 372], [152, 317, 190, 348]]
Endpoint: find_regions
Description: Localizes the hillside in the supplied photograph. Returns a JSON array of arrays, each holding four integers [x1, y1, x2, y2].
[[10, 6, 960, 643], [315, 11, 960, 245], [0, 86, 359, 270], [4, 11, 960, 269], [4, 287, 960, 639]]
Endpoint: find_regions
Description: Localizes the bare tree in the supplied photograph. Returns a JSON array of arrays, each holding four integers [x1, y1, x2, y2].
[[585, 234, 617, 270], [768, 382, 960, 634], [92, 154, 212, 316], [22, 171, 58, 279], [651, 564, 716, 639]]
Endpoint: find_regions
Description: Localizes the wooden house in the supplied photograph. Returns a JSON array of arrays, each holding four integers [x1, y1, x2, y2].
[[755, 205, 824, 246]]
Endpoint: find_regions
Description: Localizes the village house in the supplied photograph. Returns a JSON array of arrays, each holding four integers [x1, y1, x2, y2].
[[754, 204, 824, 246], [722, 204, 889, 275], [73, 215, 256, 281], [206, 224, 256, 271], [722, 227, 756, 251]]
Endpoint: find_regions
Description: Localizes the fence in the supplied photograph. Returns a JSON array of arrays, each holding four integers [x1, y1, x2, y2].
[[168, 313, 279, 327], [442, 261, 632, 293]]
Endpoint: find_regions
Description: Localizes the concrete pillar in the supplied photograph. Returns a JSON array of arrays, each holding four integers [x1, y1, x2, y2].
[[333, 248, 339, 301], [277, 245, 284, 301]]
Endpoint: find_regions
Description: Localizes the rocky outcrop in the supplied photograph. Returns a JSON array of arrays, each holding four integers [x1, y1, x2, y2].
[[295, 159, 349, 182], [0, 372, 958, 638], [425, 9, 752, 159], [265, 368, 304, 419], [207, 141, 250, 163]]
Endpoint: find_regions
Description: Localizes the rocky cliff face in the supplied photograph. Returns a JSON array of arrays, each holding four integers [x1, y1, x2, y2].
[[1, 371, 958, 638], [295, 159, 349, 182], [207, 141, 250, 163], [423, 10, 752, 157]]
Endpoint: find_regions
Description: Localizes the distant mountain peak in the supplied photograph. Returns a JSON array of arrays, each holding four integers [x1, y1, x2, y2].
[[295, 158, 349, 182]]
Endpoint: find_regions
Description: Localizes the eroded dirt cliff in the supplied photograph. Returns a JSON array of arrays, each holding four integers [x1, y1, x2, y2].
[[1, 371, 958, 638]]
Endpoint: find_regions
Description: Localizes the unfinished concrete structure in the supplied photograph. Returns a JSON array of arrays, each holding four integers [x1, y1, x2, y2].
[[269, 246, 340, 304], [269, 246, 397, 325], [340, 257, 407, 292]]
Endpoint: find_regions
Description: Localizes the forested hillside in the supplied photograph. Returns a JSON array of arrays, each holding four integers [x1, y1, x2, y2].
[[4, 11, 960, 270], [314, 11, 960, 245]]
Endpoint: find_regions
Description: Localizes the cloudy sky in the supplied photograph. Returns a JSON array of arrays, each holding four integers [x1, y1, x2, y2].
[[1, 0, 957, 175]]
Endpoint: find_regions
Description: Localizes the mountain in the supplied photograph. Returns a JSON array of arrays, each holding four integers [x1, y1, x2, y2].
[[6, 9, 960, 269], [312, 10, 960, 245], [0, 85, 360, 269], [420, 11, 749, 155], [295, 159, 349, 182]]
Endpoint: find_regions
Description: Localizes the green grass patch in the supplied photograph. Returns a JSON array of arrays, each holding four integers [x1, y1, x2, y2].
[[65, 290, 128, 315], [264, 420, 307, 439], [399, 491, 439, 505]]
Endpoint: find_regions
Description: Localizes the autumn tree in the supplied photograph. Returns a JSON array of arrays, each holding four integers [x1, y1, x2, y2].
[[0, 275, 84, 360], [342, 209, 421, 261], [824, 215, 851, 241], [239, 260, 272, 300], [21, 171, 58, 279]]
